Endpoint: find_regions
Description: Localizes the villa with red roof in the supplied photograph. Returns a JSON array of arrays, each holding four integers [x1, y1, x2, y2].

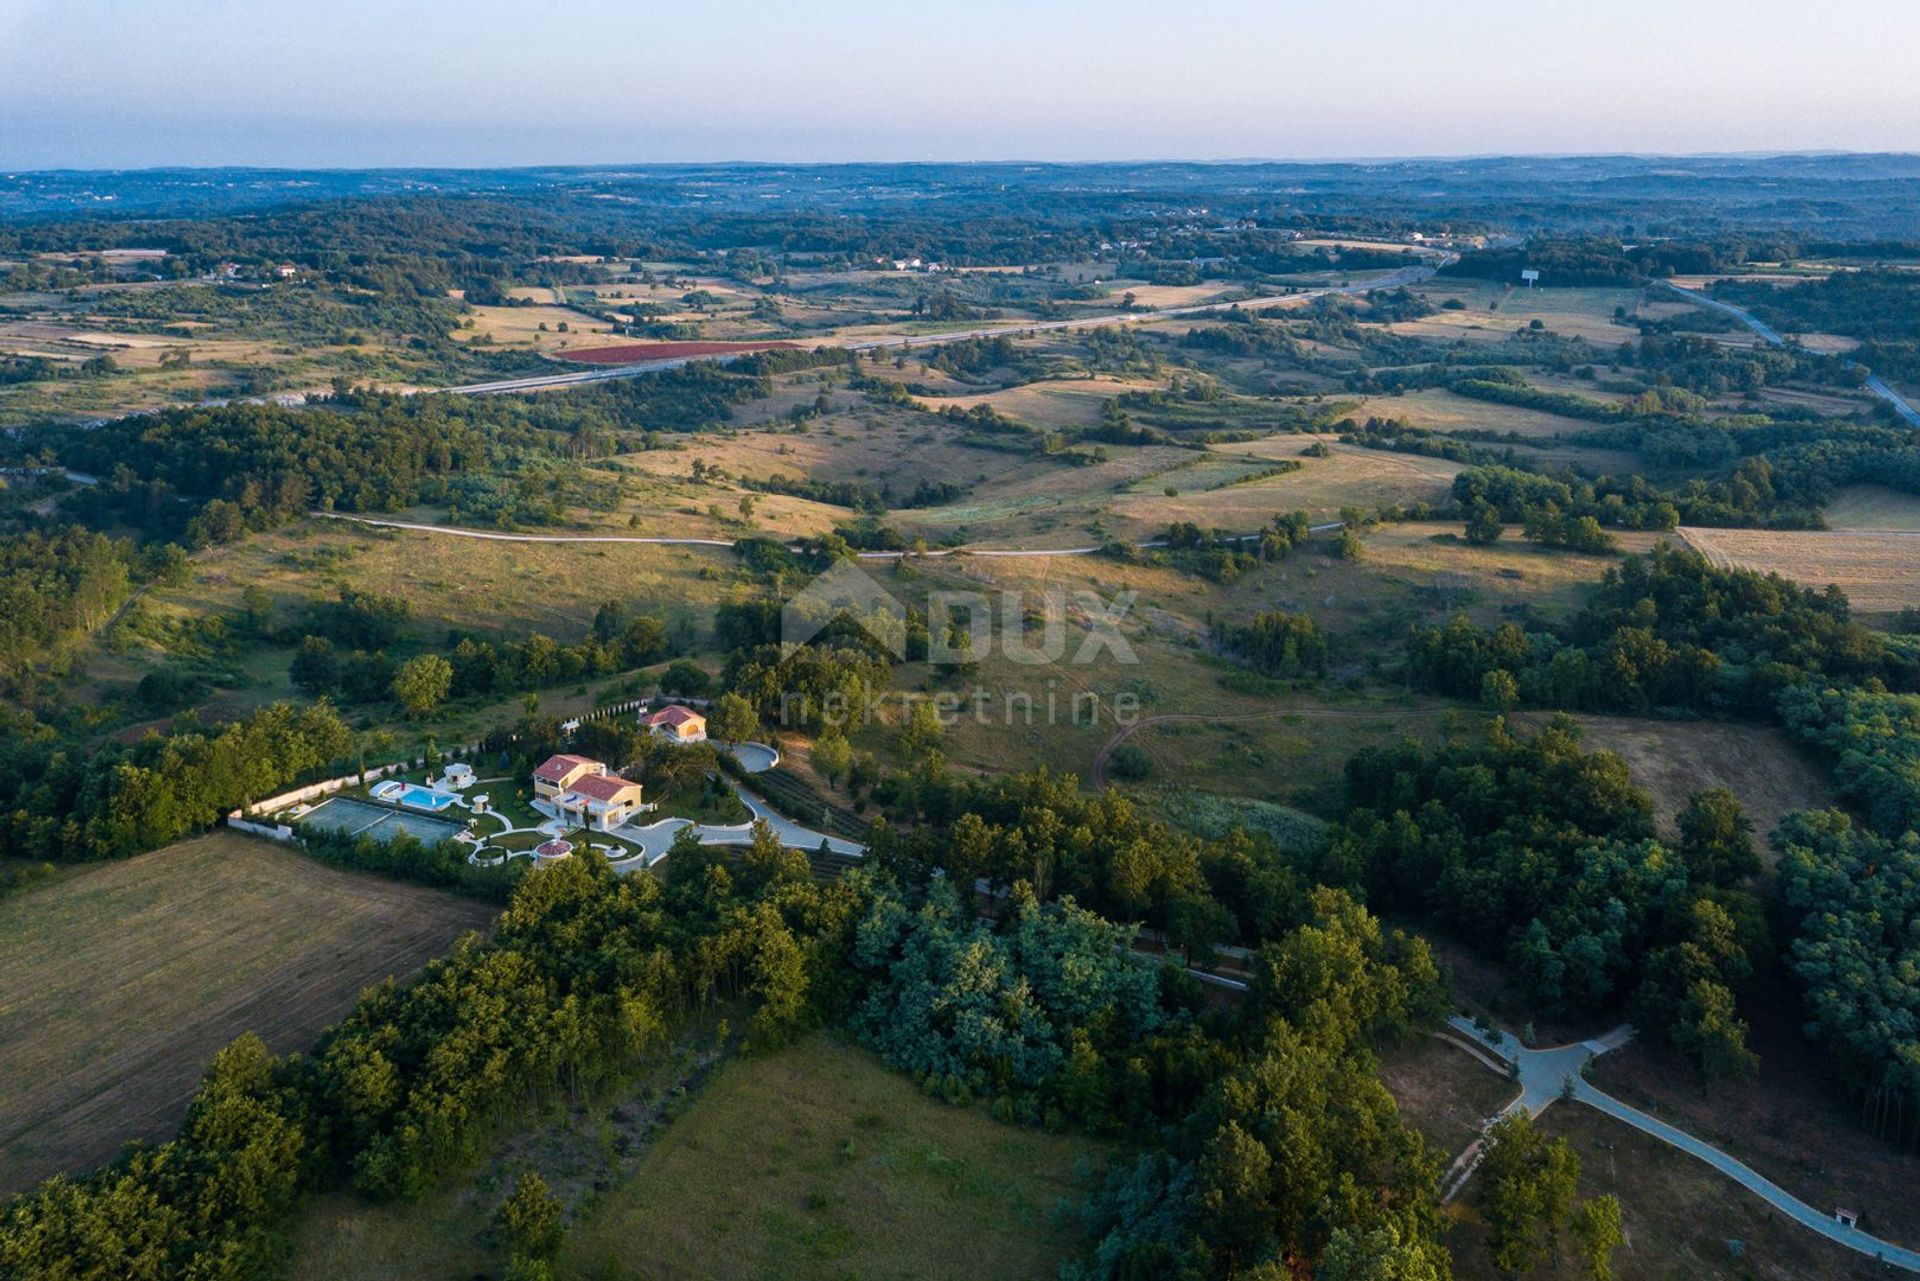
[[531, 753, 649, 830], [532, 753, 601, 801], [644, 704, 707, 743]]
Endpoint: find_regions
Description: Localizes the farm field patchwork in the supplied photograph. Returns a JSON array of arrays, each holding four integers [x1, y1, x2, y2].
[[0, 832, 493, 1192]]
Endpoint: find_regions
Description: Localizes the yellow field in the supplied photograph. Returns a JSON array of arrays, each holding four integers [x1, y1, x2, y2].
[[160, 517, 732, 642], [0, 832, 492, 1192], [459, 302, 617, 350], [1342, 387, 1605, 439], [1680, 526, 1920, 613]]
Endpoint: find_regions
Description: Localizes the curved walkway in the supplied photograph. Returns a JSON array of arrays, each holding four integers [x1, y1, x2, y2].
[[1441, 1016, 1920, 1273]]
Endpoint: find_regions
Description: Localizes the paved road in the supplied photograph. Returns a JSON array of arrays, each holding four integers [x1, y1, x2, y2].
[[312, 511, 1343, 560], [1443, 1016, 1920, 1273], [438, 261, 1447, 397], [1662, 282, 1920, 428]]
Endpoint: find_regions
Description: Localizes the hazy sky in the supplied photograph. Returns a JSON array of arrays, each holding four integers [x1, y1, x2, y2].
[[4, 0, 1918, 168]]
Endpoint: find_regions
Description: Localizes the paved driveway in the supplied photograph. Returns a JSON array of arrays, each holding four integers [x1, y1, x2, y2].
[[1443, 1017, 1920, 1273]]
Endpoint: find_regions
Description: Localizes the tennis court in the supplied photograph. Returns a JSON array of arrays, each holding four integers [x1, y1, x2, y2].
[[300, 796, 468, 846]]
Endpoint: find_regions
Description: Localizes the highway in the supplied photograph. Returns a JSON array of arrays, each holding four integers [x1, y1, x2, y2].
[[436, 260, 1447, 397], [1661, 282, 1920, 428]]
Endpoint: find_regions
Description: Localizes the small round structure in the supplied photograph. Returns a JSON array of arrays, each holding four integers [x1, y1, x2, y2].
[[534, 839, 574, 862]]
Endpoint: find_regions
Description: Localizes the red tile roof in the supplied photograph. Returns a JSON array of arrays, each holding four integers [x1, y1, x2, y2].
[[567, 774, 638, 802], [646, 705, 705, 729], [534, 753, 598, 782]]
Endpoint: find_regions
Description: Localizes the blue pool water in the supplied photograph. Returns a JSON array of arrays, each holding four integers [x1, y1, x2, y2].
[[396, 785, 455, 811]]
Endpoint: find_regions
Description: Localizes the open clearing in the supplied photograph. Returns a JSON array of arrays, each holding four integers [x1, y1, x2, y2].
[[166, 518, 728, 643], [1450, 1101, 1889, 1281], [1524, 714, 1833, 846], [1344, 387, 1606, 439], [1680, 526, 1920, 614], [917, 375, 1165, 428], [557, 1033, 1098, 1280], [1123, 442, 1464, 526], [0, 832, 492, 1192]]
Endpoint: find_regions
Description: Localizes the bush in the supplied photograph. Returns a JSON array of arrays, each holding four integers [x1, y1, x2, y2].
[[1107, 743, 1153, 780]]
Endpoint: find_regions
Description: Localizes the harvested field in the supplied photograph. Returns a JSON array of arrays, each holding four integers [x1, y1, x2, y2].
[[560, 340, 799, 364], [1343, 387, 1605, 439], [0, 832, 493, 1191], [1680, 526, 1920, 613]]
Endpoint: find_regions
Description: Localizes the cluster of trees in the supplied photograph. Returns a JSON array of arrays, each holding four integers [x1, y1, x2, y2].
[[725, 636, 894, 733], [1212, 610, 1330, 678], [873, 769, 1317, 957], [855, 823, 1462, 1280], [1772, 810, 1920, 1148], [1322, 718, 1765, 1078], [1712, 269, 1920, 388], [1455, 450, 1822, 542], [34, 354, 808, 547], [1142, 512, 1315, 583], [0, 700, 353, 861], [0, 526, 140, 685], [1778, 683, 1920, 836], [1409, 544, 1907, 717], [1061, 892, 1457, 1279], [1441, 237, 1752, 286], [290, 599, 676, 717]]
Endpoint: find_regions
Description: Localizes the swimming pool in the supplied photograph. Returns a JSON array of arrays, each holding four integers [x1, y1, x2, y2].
[[394, 785, 455, 812]]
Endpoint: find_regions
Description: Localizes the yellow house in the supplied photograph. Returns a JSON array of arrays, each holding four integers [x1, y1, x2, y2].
[[533, 753, 602, 802], [644, 704, 707, 743], [552, 772, 647, 831]]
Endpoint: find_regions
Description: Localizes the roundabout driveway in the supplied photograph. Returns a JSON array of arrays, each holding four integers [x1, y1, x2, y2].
[[605, 780, 864, 868], [727, 741, 779, 774]]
